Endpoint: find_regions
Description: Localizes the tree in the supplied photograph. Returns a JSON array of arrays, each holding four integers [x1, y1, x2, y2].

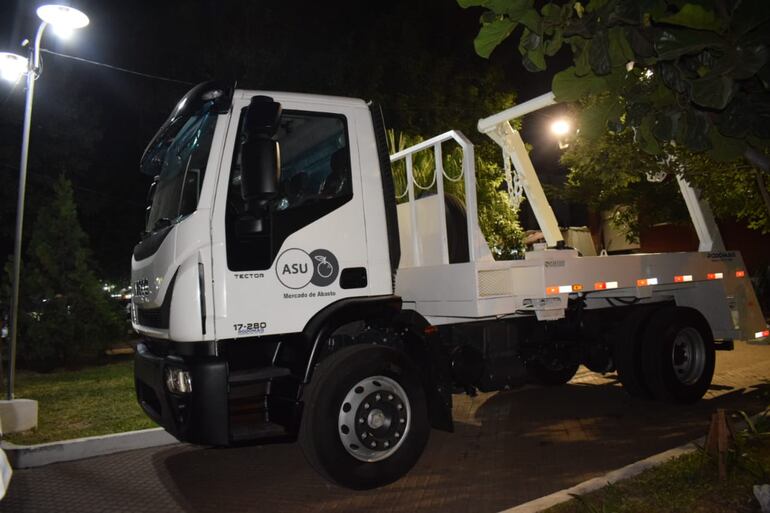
[[556, 126, 769, 240], [460, 0, 770, 219], [10, 175, 123, 369]]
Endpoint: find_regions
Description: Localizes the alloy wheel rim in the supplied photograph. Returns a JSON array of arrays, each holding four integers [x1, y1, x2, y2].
[[338, 375, 411, 462]]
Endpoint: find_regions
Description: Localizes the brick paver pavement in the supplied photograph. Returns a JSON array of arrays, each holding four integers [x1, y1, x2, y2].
[[3, 342, 769, 513]]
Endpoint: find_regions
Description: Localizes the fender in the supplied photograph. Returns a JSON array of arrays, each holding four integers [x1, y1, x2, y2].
[[301, 295, 402, 382]]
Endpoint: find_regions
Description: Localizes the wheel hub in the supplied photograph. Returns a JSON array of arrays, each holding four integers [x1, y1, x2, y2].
[[367, 409, 387, 430], [671, 327, 706, 386], [338, 376, 411, 462]]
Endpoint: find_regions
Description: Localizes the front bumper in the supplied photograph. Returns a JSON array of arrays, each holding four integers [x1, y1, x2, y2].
[[134, 342, 301, 446]]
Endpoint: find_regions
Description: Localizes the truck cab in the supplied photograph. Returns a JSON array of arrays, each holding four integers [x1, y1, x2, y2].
[[132, 82, 405, 448]]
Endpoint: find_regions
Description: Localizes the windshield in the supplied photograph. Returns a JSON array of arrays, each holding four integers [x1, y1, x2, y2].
[[142, 108, 218, 233]]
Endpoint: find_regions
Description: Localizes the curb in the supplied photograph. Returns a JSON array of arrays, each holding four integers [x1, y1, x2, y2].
[[1, 428, 178, 469], [500, 408, 765, 513], [498, 439, 703, 513]]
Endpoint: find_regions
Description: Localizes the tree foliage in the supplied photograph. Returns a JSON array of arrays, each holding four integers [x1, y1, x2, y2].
[[460, 0, 770, 168], [558, 125, 769, 240], [9, 175, 124, 369]]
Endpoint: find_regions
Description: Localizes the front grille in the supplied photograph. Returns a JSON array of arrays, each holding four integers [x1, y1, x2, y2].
[[137, 307, 168, 329], [135, 273, 175, 330]]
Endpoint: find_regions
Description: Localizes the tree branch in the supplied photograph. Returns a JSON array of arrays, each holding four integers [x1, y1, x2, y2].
[[745, 147, 770, 174]]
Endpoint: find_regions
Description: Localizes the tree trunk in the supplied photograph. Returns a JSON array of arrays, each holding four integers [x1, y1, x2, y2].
[[745, 147, 770, 221]]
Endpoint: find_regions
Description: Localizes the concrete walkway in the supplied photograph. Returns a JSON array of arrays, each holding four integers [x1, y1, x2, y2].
[[2, 342, 769, 513]]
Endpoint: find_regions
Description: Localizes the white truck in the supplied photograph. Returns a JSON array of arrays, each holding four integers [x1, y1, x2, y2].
[[131, 81, 768, 489]]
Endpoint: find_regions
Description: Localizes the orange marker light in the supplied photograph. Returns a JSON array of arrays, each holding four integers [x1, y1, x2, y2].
[[707, 272, 724, 280], [594, 282, 607, 290], [572, 284, 583, 292], [736, 270, 746, 278], [546, 286, 559, 295]]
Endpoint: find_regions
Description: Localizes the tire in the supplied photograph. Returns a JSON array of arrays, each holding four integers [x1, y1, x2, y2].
[[613, 307, 656, 399], [640, 307, 715, 404], [526, 359, 579, 386], [299, 344, 430, 490], [444, 194, 469, 264]]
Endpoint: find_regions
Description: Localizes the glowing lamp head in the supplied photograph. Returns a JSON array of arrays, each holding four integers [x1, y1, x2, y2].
[[36, 5, 90, 35], [52, 25, 74, 40], [0, 52, 28, 83], [550, 119, 571, 137]]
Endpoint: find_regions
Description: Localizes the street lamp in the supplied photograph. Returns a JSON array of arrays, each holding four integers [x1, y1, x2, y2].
[[0, 53, 28, 83], [550, 118, 571, 137], [550, 118, 573, 149], [1, 4, 89, 400]]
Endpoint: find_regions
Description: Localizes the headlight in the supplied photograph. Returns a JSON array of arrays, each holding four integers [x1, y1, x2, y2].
[[164, 367, 192, 394]]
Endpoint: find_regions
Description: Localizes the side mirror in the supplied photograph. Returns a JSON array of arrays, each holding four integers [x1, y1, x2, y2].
[[240, 96, 282, 203]]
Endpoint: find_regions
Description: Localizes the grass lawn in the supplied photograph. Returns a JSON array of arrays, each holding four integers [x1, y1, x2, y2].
[[4, 360, 157, 445], [545, 416, 770, 513]]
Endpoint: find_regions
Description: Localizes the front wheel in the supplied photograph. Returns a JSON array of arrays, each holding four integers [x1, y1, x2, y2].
[[299, 344, 430, 489]]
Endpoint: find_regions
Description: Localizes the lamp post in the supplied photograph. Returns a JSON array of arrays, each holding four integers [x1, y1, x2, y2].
[[1, 5, 89, 400]]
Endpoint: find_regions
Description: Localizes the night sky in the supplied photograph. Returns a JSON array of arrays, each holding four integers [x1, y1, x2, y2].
[[0, 0, 571, 282]]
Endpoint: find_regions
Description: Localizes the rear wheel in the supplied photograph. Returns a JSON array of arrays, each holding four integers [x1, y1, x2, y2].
[[299, 344, 430, 489], [641, 307, 715, 403]]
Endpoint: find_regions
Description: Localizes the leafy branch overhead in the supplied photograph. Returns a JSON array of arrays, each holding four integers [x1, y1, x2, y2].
[[459, 0, 770, 164]]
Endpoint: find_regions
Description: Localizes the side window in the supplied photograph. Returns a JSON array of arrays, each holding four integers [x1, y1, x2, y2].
[[274, 112, 352, 208], [226, 109, 354, 271]]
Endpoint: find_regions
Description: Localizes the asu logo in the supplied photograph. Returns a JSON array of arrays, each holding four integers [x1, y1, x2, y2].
[[276, 248, 339, 289]]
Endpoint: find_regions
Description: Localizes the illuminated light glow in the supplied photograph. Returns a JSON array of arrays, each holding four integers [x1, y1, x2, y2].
[[756, 330, 770, 339], [0, 52, 28, 83], [572, 284, 583, 292], [736, 270, 746, 278], [674, 275, 693, 283], [606, 281, 618, 289], [594, 282, 606, 290], [558, 285, 572, 294], [546, 286, 559, 295], [52, 25, 74, 40], [550, 119, 571, 137], [37, 5, 90, 30], [707, 272, 724, 280], [637, 278, 658, 287]]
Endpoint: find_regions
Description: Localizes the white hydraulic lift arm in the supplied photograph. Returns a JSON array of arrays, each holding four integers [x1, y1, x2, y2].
[[477, 92, 726, 253]]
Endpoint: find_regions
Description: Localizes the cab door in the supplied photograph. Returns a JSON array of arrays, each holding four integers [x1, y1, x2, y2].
[[210, 93, 370, 339]]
